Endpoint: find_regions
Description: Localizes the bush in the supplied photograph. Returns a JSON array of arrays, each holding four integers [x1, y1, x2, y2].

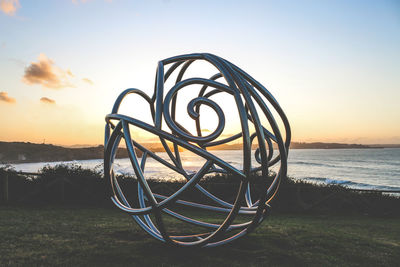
[[0, 165, 398, 216]]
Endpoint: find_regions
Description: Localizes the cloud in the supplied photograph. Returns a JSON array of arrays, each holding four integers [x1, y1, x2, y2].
[[0, 0, 20, 16], [0, 91, 16, 103], [82, 78, 94, 85], [23, 53, 74, 89], [40, 97, 56, 104]]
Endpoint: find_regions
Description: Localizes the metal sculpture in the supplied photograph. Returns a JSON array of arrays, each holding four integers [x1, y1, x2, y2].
[[104, 53, 291, 248]]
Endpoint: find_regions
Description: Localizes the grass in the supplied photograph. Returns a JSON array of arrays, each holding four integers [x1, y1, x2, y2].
[[1, 205, 399, 266]]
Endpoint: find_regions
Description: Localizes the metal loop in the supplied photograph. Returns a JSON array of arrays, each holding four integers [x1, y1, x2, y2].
[[104, 53, 291, 248]]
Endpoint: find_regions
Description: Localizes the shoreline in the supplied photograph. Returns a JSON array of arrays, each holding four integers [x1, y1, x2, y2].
[[2, 147, 399, 165], [2, 148, 400, 192]]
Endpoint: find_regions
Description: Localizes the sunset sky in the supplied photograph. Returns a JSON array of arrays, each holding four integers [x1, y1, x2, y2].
[[0, 0, 399, 146]]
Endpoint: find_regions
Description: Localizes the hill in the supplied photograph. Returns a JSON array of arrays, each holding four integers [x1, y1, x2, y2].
[[289, 142, 378, 149], [207, 141, 376, 150], [0, 142, 131, 164]]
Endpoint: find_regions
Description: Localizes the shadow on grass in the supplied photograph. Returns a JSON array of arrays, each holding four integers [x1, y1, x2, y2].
[[0, 206, 399, 266]]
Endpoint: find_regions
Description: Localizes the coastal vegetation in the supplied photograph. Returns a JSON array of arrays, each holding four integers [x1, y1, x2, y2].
[[1, 164, 398, 216]]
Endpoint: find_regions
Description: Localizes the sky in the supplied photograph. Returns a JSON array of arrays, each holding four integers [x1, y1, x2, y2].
[[0, 0, 399, 146]]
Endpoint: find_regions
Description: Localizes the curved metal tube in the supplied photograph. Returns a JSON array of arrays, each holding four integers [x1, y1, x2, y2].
[[104, 53, 291, 248]]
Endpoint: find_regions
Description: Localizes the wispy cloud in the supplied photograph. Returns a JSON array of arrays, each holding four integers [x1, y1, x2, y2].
[[23, 53, 74, 89], [82, 78, 94, 85], [0, 91, 16, 103], [40, 97, 56, 104], [0, 0, 20, 16]]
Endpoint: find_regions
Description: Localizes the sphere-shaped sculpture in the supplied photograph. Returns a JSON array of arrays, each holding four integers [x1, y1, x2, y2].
[[104, 53, 291, 248]]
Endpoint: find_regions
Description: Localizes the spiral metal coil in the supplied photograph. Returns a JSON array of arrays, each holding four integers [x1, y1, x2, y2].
[[104, 53, 291, 248]]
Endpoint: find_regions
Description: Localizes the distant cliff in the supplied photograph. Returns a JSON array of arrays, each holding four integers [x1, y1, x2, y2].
[[207, 141, 376, 150], [290, 142, 377, 149], [0, 142, 134, 164]]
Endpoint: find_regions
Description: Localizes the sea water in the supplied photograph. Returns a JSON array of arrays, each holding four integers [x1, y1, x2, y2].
[[4, 148, 400, 191]]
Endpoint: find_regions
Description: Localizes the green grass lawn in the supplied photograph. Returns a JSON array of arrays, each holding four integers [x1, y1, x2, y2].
[[0, 206, 399, 266]]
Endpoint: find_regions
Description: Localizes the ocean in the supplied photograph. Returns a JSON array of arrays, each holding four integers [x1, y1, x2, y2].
[[4, 148, 400, 192]]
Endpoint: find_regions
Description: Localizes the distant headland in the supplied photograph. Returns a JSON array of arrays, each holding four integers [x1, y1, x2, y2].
[[0, 141, 124, 164], [0, 141, 398, 164], [206, 142, 383, 150]]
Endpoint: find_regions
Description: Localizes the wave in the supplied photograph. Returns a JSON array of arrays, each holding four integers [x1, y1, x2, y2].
[[291, 161, 394, 173], [291, 161, 336, 168], [300, 177, 400, 192]]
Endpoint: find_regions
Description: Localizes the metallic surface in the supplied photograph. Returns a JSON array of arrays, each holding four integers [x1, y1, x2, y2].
[[104, 53, 291, 248]]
